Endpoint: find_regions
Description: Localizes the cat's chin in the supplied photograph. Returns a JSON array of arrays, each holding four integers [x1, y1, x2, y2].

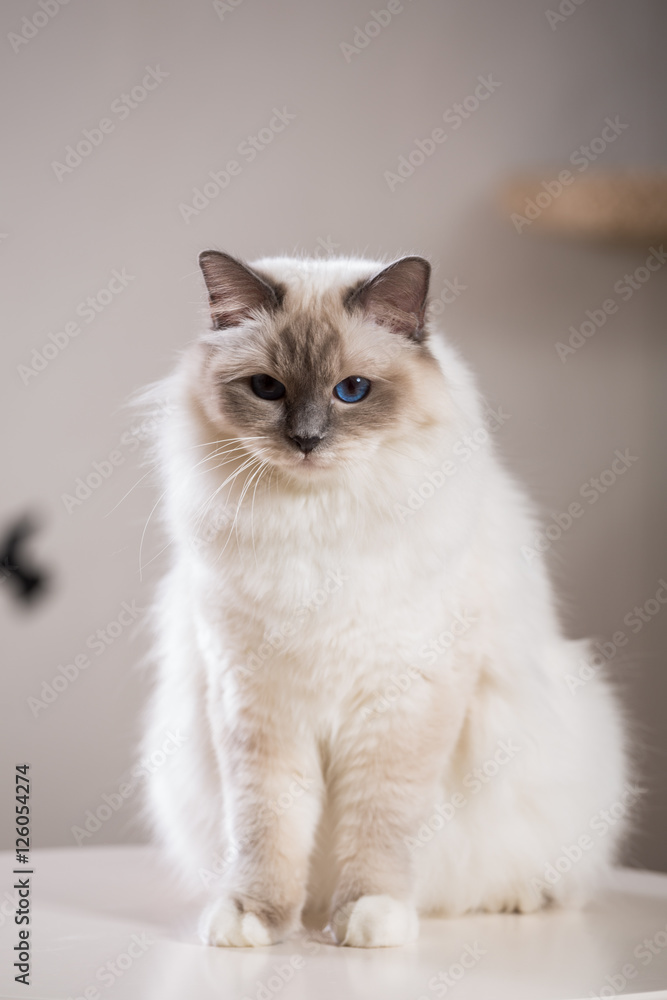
[[284, 452, 335, 474], [268, 449, 349, 482]]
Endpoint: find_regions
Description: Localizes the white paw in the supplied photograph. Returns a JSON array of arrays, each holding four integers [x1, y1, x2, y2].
[[333, 895, 418, 947], [199, 898, 273, 947]]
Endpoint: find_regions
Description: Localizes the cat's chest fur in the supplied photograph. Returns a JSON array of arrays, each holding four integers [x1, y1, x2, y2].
[[186, 473, 477, 691]]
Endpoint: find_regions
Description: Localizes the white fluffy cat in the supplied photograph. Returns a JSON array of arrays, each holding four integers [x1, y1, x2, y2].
[[142, 251, 630, 948]]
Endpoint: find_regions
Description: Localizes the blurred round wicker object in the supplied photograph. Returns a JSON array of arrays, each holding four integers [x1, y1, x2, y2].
[[502, 171, 667, 242]]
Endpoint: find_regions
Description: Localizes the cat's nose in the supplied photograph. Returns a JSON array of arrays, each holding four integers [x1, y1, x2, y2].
[[290, 434, 323, 453]]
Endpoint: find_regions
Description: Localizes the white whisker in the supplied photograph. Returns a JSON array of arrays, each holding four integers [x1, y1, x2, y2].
[[192, 455, 262, 541], [104, 463, 157, 517], [139, 487, 169, 580]]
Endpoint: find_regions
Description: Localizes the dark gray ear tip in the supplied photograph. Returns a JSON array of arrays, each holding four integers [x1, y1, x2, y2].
[[400, 255, 431, 279], [382, 256, 431, 290], [198, 249, 222, 269]]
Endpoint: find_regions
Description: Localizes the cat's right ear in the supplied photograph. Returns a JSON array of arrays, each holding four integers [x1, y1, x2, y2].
[[198, 251, 282, 330]]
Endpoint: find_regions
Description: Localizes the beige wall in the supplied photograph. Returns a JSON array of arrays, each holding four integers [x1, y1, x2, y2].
[[1, 0, 665, 868]]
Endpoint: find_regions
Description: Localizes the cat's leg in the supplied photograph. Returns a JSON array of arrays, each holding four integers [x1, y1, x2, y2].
[[199, 689, 323, 948], [412, 645, 631, 918], [328, 679, 466, 947]]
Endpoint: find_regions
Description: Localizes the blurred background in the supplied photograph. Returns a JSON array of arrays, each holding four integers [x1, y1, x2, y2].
[[1, 0, 665, 871]]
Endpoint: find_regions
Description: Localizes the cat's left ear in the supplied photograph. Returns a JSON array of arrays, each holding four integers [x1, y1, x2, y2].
[[346, 256, 431, 340]]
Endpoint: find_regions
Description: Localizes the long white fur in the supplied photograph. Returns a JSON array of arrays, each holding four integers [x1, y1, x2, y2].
[[142, 255, 630, 947]]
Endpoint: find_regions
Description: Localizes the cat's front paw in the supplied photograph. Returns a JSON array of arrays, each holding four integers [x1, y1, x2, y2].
[[331, 895, 418, 947], [199, 896, 298, 947]]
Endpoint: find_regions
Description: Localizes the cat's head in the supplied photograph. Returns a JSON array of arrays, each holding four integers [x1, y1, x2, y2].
[[193, 251, 445, 476]]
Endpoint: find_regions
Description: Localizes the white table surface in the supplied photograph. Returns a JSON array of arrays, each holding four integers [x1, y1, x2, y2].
[[1, 846, 667, 999]]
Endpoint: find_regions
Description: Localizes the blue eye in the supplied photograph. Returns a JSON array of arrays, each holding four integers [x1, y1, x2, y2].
[[334, 376, 371, 403], [250, 374, 286, 400]]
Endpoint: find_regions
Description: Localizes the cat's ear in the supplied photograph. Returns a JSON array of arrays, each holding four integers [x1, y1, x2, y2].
[[198, 251, 282, 330], [346, 256, 431, 340]]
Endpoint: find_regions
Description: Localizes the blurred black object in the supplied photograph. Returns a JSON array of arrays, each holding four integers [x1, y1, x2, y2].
[[0, 515, 49, 605]]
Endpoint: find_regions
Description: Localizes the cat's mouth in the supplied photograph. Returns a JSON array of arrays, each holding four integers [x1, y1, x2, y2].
[[281, 444, 338, 473], [291, 449, 328, 469], [240, 442, 334, 474]]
